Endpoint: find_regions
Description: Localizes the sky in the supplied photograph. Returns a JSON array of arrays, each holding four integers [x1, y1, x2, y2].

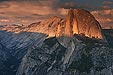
[[0, 0, 113, 28]]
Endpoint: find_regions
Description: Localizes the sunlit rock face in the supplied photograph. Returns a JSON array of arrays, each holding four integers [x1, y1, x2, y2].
[[56, 9, 104, 39], [0, 9, 105, 41], [0, 9, 106, 60], [23, 16, 63, 37], [56, 9, 107, 47], [0, 9, 109, 75], [73, 9, 103, 39], [16, 9, 112, 75], [55, 9, 107, 45], [18, 9, 105, 41]]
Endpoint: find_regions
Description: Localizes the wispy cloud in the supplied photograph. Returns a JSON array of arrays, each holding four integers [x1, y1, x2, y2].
[[0, 0, 67, 25], [0, 0, 113, 29], [103, 1, 113, 5], [92, 9, 113, 28]]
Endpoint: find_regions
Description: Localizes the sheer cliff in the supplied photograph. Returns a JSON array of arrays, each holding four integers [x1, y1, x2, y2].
[[0, 9, 107, 57], [1, 9, 105, 40], [16, 35, 113, 75], [0, 16, 63, 75], [15, 9, 113, 75], [0, 9, 112, 75]]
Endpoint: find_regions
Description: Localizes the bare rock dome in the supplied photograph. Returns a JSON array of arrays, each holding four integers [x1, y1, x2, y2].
[[57, 9, 105, 40]]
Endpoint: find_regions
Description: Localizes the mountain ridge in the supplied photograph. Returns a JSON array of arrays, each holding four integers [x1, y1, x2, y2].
[[0, 9, 106, 41], [0, 9, 111, 75]]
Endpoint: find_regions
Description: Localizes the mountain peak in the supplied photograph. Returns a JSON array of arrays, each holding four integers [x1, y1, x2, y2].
[[0, 9, 106, 41], [57, 9, 105, 40]]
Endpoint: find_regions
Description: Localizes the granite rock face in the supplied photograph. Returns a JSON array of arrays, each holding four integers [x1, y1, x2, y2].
[[16, 35, 113, 75], [0, 16, 62, 75], [0, 9, 106, 50], [72, 9, 104, 39], [16, 9, 113, 75], [0, 9, 112, 75], [56, 9, 105, 39]]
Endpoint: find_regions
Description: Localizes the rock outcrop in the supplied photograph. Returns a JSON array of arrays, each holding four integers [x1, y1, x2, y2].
[[0, 16, 63, 75], [0, 9, 111, 75], [0, 9, 106, 44], [56, 9, 105, 40], [16, 34, 113, 75], [16, 9, 112, 75], [73, 9, 103, 39]]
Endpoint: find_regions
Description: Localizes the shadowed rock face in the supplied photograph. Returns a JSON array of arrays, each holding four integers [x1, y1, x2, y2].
[[0, 9, 109, 75], [16, 34, 113, 75], [15, 9, 112, 75], [0, 9, 106, 49]]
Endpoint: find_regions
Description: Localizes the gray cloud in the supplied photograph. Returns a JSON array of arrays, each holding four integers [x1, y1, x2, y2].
[[1, 0, 113, 11], [0, 0, 113, 29], [92, 9, 113, 28], [0, 0, 67, 25], [103, 1, 113, 5], [59, 0, 113, 11]]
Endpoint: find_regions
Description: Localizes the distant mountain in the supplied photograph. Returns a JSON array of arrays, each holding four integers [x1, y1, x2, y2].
[[0, 9, 113, 75]]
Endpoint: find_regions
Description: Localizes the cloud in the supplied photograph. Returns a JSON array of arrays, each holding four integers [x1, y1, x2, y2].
[[0, 0, 67, 25], [103, 1, 113, 5], [92, 9, 113, 28], [59, 0, 113, 11], [0, 0, 113, 29], [0, 0, 66, 15], [100, 6, 111, 10]]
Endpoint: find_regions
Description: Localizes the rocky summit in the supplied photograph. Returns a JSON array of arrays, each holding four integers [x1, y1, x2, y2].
[[0, 9, 113, 75], [57, 9, 104, 39]]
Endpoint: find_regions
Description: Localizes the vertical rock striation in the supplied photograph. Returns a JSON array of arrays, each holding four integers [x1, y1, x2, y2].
[[0, 9, 110, 75], [16, 9, 111, 75]]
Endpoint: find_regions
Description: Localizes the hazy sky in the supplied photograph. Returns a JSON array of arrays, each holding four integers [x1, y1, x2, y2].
[[0, 0, 113, 28]]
